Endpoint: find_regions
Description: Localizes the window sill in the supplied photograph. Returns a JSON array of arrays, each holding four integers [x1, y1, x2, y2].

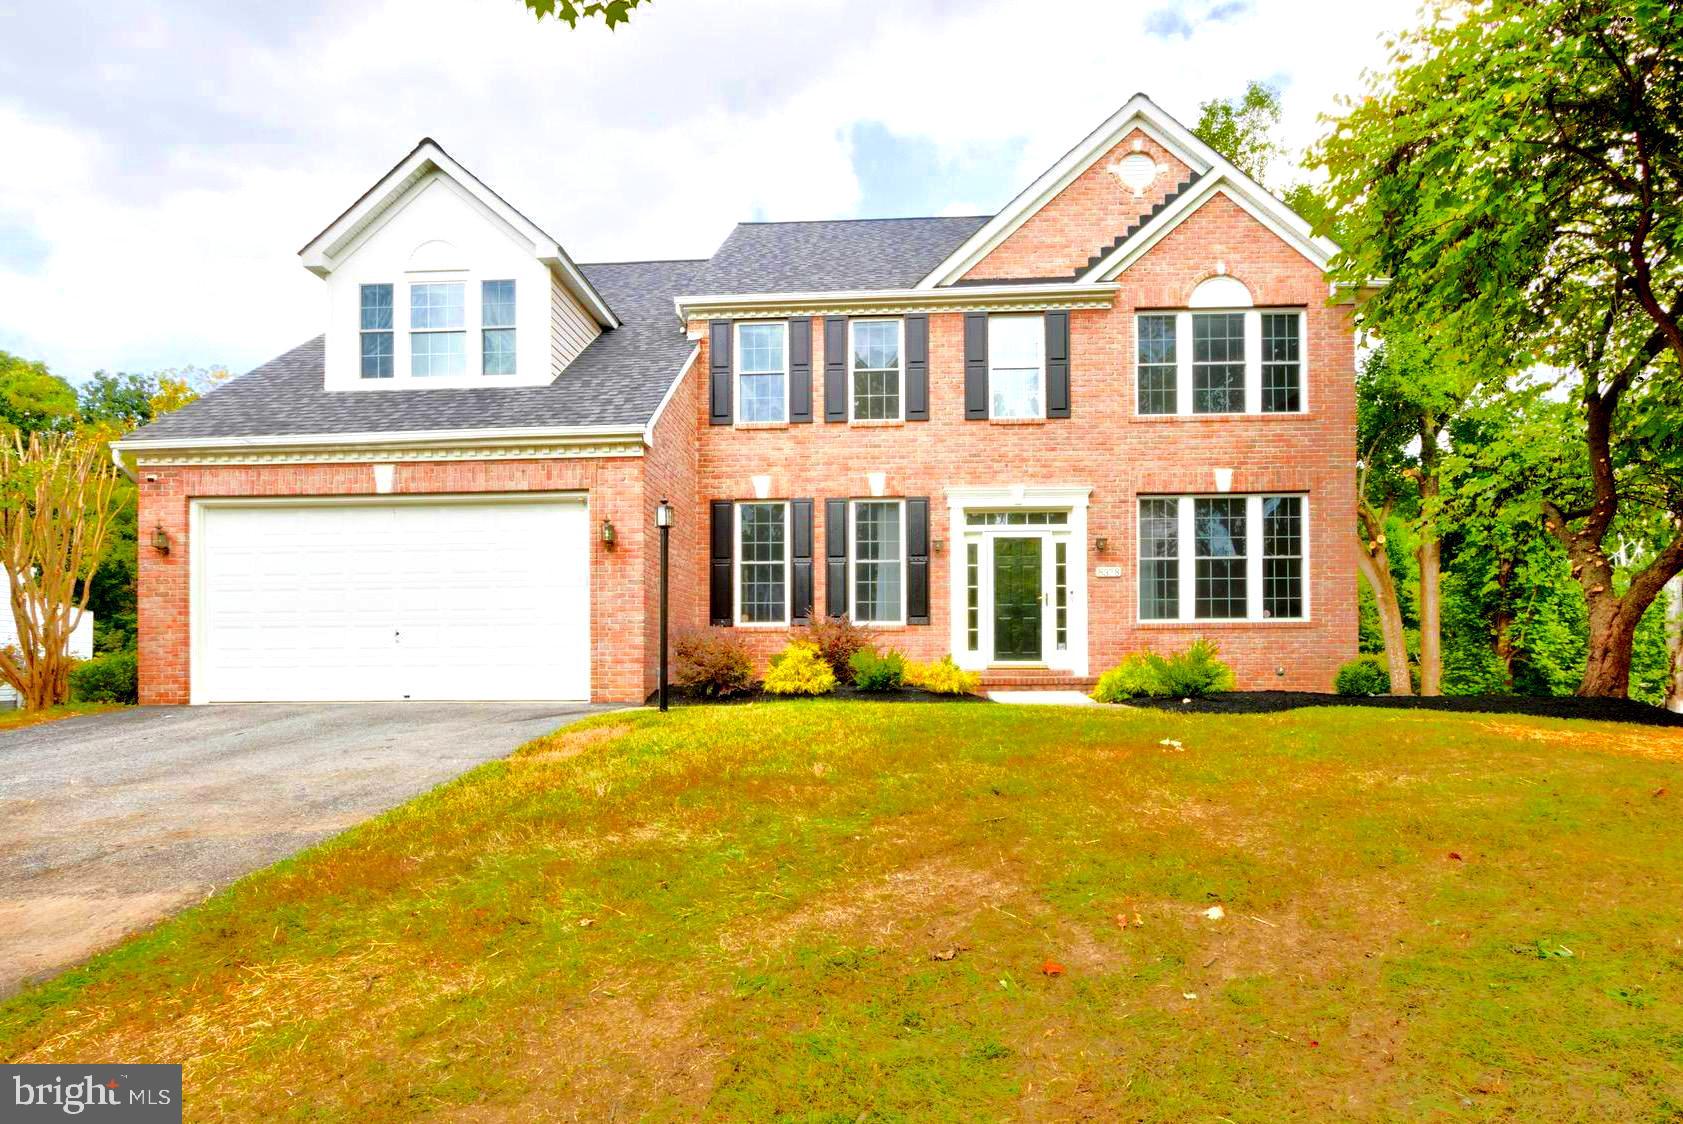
[[1136, 618, 1315, 628], [988, 416, 1048, 426], [1129, 411, 1313, 422], [734, 421, 791, 431], [849, 418, 905, 428]]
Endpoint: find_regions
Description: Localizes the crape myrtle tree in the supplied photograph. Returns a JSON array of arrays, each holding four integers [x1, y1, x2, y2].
[[1318, 0, 1683, 697]]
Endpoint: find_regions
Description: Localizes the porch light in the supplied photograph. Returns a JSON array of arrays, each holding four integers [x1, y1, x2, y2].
[[931, 538, 945, 554], [600, 518, 617, 548], [152, 524, 171, 555], [1094, 536, 1109, 554], [655, 501, 674, 529]]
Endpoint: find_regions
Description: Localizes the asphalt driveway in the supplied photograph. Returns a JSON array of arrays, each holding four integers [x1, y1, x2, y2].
[[0, 702, 613, 996]]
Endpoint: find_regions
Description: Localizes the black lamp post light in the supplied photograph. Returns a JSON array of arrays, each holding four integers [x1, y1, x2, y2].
[[656, 499, 673, 712]]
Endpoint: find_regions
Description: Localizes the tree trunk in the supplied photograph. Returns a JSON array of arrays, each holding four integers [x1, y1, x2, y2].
[[1579, 589, 1640, 698], [1356, 528, 1413, 695], [1416, 532, 1442, 696], [1493, 555, 1516, 692], [1414, 431, 1444, 696], [1665, 576, 1683, 713]]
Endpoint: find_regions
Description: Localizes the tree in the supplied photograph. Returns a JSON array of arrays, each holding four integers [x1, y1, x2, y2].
[[0, 432, 123, 708], [1192, 81, 1285, 184], [519, 0, 646, 27], [0, 352, 77, 436], [1318, 0, 1683, 697]]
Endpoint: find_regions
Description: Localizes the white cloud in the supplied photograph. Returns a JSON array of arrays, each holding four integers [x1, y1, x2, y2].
[[0, 0, 1417, 381]]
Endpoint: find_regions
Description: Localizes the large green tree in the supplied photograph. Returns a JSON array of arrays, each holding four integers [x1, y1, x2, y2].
[[0, 352, 77, 435], [1318, 0, 1683, 697], [519, 0, 645, 27]]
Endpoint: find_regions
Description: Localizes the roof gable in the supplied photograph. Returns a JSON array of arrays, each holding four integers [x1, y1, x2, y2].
[[298, 138, 618, 329], [917, 94, 1337, 288]]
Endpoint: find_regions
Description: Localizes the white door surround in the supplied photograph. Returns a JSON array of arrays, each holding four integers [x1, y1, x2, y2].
[[191, 493, 590, 703], [945, 485, 1091, 676]]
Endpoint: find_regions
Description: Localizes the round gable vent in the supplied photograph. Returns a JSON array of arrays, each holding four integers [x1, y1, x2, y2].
[[1108, 152, 1161, 197]]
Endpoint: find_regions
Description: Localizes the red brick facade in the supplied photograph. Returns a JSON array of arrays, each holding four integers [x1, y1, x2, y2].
[[687, 193, 1356, 689], [135, 139, 1356, 704]]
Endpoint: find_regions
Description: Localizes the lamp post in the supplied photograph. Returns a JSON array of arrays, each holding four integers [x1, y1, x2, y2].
[[655, 499, 673, 712]]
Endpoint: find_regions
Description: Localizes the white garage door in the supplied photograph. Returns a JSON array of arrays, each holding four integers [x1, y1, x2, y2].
[[197, 497, 589, 702]]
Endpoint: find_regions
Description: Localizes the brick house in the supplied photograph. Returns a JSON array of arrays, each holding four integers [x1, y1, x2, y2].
[[114, 94, 1356, 705]]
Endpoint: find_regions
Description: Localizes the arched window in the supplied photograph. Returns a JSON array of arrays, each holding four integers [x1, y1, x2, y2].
[[1188, 275, 1253, 308]]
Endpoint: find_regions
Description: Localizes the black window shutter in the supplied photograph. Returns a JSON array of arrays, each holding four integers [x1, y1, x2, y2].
[[824, 316, 848, 422], [904, 314, 929, 421], [710, 500, 734, 624], [825, 498, 849, 616], [791, 499, 814, 623], [963, 312, 988, 419], [907, 497, 931, 624], [789, 318, 813, 423], [709, 320, 732, 426], [1045, 310, 1071, 418]]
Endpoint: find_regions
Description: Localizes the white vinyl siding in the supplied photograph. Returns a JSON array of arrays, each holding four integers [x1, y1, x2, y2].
[[550, 270, 601, 375]]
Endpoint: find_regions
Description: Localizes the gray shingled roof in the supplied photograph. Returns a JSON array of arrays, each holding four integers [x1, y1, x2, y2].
[[124, 213, 994, 443], [126, 259, 706, 441], [697, 216, 990, 293]]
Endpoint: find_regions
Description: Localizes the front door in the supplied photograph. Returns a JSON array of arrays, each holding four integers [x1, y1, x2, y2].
[[992, 536, 1042, 661]]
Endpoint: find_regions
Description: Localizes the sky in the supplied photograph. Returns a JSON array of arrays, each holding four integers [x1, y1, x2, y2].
[[0, 0, 1420, 384]]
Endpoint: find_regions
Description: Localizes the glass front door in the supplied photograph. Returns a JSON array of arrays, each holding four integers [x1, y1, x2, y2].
[[992, 536, 1042, 661]]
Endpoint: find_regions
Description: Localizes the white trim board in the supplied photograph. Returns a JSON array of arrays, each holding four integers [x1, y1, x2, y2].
[[674, 281, 1118, 322], [299, 138, 617, 329]]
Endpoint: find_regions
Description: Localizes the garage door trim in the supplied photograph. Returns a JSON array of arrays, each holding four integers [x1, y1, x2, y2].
[[188, 491, 590, 705]]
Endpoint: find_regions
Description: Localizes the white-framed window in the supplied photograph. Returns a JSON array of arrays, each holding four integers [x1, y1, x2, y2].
[[481, 279, 516, 376], [410, 281, 467, 377], [735, 321, 788, 423], [850, 319, 903, 421], [1134, 310, 1306, 416], [736, 501, 789, 625], [988, 314, 1043, 419], [850, 499, 905, 625], [360, 283, 394, 379], [1137, 495, 1308, 622]]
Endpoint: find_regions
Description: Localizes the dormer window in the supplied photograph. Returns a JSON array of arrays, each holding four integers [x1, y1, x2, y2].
[[482, 280, 516, 376], [359, 284, 394, 379], [410, 282, 467, 377]]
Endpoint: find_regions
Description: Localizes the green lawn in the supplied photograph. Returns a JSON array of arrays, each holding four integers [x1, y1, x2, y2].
[[2, 702, 1680, 1120]]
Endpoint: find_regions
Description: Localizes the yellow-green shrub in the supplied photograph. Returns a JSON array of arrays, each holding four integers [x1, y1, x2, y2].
[[904, 654, 981, 696], [763, 641, 837, 696]]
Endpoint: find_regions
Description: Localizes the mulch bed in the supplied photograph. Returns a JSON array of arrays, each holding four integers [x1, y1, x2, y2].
[[646, 683, 992, 707], [1126, 691, 1683, 727]]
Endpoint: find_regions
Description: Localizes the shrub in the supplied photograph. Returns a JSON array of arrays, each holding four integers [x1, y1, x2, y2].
[[849, 647, 906, 692], [672, 629, 757, 698], [1335, 654, 1394, 697], [1091, 652, 1168, 702], [763, 641, 837, 696], [904, 655, 981, 696], [1092, 641, 1234, 704], [800, 614, 874, 683], [69, 650, 138, 704], [1153, 639, 1236, 698]]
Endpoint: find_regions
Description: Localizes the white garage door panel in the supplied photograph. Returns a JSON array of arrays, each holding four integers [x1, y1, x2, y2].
[[199, 499, 589, 702]]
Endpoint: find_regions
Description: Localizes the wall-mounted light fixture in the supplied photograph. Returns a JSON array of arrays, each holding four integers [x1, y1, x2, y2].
[[931, 538, 945, 555], [1094, 536, 1109, 554], [152, 525, 171, 555], [600, 518, 617, 548]]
